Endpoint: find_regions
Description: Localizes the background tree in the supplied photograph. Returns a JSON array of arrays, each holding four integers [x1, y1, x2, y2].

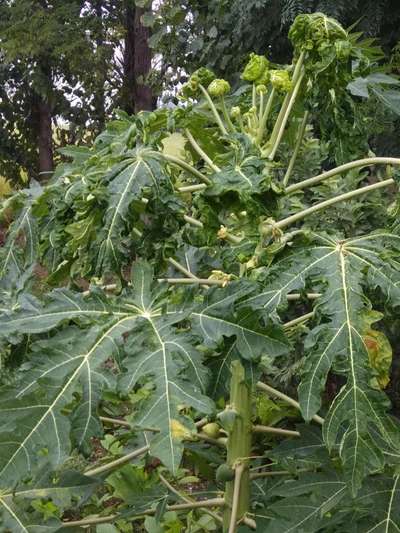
[[0, 0, 154, 184], [119, 0, 153, 113], [0, 1, 95, 178]]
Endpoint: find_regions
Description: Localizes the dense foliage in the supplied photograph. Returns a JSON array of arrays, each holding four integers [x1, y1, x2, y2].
[[1, 13, 400, 532]]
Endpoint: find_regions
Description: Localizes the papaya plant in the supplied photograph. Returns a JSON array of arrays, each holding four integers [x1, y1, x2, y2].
[[1, 12, 400, 532]]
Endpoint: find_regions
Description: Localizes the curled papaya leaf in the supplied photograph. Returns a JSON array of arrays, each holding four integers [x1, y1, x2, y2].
[[241, 53, 269, 83]]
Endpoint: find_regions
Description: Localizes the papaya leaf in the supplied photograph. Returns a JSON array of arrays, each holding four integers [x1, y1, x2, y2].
[[246, 234, 400, 493], [119, 262, 213, 473], [192, 281, 290, 361], [0, 470, 97, 532], [95, 148, 172, 273], [0, 183, 42, 280], [257, 471, 348, 533]]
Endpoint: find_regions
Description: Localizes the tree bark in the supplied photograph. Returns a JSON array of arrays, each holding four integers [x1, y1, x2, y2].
[[36, 96, 53, 178], [122, 1, 152, 114]]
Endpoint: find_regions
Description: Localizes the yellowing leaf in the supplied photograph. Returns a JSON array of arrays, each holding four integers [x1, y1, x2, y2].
[[362, 310, 392, 389], [162, 133, 186, 159], [170, 419, 192, 441], [0, 176, 12, 197]]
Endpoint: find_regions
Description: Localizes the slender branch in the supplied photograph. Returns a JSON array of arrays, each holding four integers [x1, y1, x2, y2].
[[283, 110, 309, 187], [61, 498, 225, 528], [159, 472, 190, 501], [82, 283, 118, 297], [168, 257, 198, 280], [266, 51, 305, 154], [221, 233, 243, 244], [85, 282, 320, 301], [159, 473, 223, 525], [199, 84, 228, 135], [249, 462, 278, 472], [158, 277, 225, 286], [250, 468, 310, 480], [197, 432, 226, 447], [62, 515, 118, 527], [256, 88, 275, 144], [252, 425, 300, 437], [158, 278, 323, 297], [85, 445, 150, 477], [257, 381, 324, 425], [243, 517, 257, 530], [185, 128, 221, 172], [195, 417, 209, 428], [156, 152, 211, 185], [268, 71, 305, 161], [283, 311, 314, 330], [221, 97, 235, 132], [276, 179, 394, 230], [285, 157, 400, 194], [99, 415, 132, 428], [100, 414, 217, 449], [267, 92, 290, 151], [286, 292, 321, 301], [165, 498, 225, 511], [168, 257, 210, 290], [252, 83, 257, 108], [258, 91, 264, 129], [228, 463, 245, 533], [183, 214, 204, 228], [132, 227, 143, 238], [178, 183, 208, 193], [100, 416, 158, 433]]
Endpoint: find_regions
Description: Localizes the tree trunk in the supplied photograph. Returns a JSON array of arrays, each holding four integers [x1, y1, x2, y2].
[[93, 0, 106, 131], [37, 97, 53, 179], [122, 1, 153, 114], [133, 6, 152, 112]]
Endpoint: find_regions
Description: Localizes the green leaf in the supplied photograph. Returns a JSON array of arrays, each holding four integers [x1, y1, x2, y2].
[[119, 262, 213, 473], [372, 86, 400, 116], [107, 464, 166, 511], [0, 319, 135, 485], [0, 288, 115, 338], [0, 184, 42, 280], [192, 282, 290, 361], [96, 148, 170, 273], [205, 135, 268, 197], [249, 234, 400, 493], [0, 470, 97, 532], [260, 471, 348, 532], [350, 474, 400, 532]]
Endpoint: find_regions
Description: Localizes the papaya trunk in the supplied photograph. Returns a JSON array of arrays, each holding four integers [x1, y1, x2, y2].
[[223, 361, 252, 531]]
